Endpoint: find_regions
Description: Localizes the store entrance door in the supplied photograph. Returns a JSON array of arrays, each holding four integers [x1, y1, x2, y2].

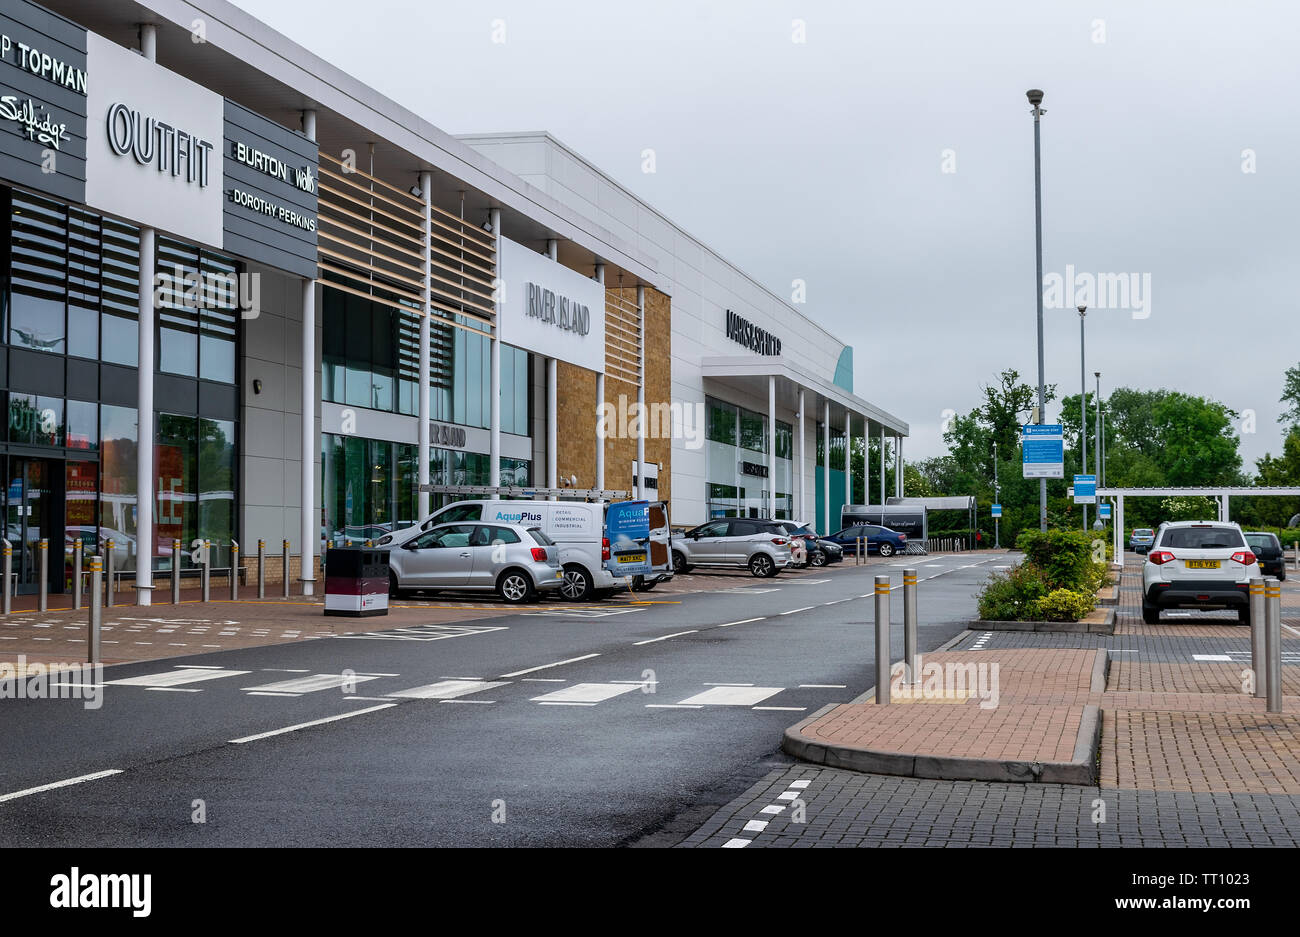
[[5, 457, 65, 594]]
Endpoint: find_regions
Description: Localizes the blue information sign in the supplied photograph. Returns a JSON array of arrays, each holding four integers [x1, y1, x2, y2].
[[1099, 503, 1112, 520], [991, 504, 1002, 518], [1073, 474, 1097, 504], [1021, 424, 1064, 479], [604, 500, 651, 576]]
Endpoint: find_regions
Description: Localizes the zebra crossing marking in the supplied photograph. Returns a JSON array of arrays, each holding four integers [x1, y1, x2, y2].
[[530, 683, 640, 704], [387, 679, 508, 700], [107, 667, 250, 688]]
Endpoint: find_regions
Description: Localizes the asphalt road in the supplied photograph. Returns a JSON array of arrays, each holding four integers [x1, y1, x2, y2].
[[0, 552, 1004, 846]]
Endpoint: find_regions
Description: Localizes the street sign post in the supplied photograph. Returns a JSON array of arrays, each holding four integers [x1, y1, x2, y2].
[[1099, 503, 1112, 521], [991, 504, 1002, 518], [1073, 474, 1097, 504], [1021, 424, 1064, 479]]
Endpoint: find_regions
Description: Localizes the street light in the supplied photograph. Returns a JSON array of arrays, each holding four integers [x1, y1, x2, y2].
[[1028, 89, 1047, 532], [1078, 304, 1087, 531], [1092, 370, 1105, 530]]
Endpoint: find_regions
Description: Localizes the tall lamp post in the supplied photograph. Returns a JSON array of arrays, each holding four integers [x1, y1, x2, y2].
[[993, 440, 1001, 548], [1078, 304, 1087, 531], [1093, 371, 1105, 530], [1028, 88, 1048, 531]]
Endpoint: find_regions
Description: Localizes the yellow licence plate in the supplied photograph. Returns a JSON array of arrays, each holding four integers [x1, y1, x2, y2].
[[617, 553, 646, 564], [1186, 559, 1220, 569]]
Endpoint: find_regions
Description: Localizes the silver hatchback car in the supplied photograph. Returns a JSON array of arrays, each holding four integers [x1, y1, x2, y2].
[[388, 522, 563, 604]]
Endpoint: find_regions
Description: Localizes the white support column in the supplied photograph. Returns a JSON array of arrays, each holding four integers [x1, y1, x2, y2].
[[546, 239, 558, 500], [767, 376, 777, 519], [636, 283, 646, 499], [822, 401, 830, 534], [136, 226, 155, 605], [594, 263, 605, 495], [298, 108, 319, 595], [489, 207, 502, 487], [797, 388, 806, 522], [844, 414, 851, 510], [134, 25, 158, 606], [880, 426, 886, 506], [417, 170, 432, 520], [896, 436, 903, 497]]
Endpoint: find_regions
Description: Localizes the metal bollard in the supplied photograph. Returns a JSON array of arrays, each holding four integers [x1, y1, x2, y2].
[[171, 539, 181, 604], [282, 540, 291, 599], [1294, 542, 1298, 571], [201, 540, 211, 602], [903, 568, 919, 685], [1250, 579, 1266, 699], [258, 540, 266, 599], [37, 538, 48, 612], [875, 574, 891, 705], [87, 556, 103, 664], [105, 540, 115, 608], [1265, 580, 1283, 714], [230, 540, 240, 601], [72, 538, 83, 611], [1, 539, 10, 615]]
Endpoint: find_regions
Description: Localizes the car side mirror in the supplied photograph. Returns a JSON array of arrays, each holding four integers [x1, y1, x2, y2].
[[404, 541, 421, 551]]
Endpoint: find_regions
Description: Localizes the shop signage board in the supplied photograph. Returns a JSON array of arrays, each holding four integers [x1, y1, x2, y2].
[[221, 98, 317, 278], [84, 30, 224, 249], [499, 237, 606, 373], [1021, 424, 1064, 479], [0, 0, 88, 203]]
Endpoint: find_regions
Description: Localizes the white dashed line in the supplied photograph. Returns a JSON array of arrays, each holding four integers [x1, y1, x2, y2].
[[499, 654, 600, 678], [0, 769, 123, 804], [633, 630, 698, 645], [229, 704, 396, 744]]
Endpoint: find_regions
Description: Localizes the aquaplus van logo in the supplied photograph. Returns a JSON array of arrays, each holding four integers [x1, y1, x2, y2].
[[494, 510, 543, 525]]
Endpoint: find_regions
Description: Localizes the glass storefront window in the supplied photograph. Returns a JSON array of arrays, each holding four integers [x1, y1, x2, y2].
[[198, 418, 236, 568], [8, 393, 64, 447], [156, 413, 197, 567], [739, 408, 766, 454], [9, 192, 66, 354], [707, 399, 737, 446], [66, 399, 98, 451], [100, 405, 138, 572]]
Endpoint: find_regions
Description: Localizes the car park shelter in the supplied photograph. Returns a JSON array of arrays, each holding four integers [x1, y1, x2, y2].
[[1098, 487, 1300, 561]]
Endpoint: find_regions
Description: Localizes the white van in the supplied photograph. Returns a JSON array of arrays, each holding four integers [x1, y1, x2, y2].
[[376, 500, 627, 601]]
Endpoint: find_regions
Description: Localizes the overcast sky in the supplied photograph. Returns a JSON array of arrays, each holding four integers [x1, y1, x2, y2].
[[233, 0, 1298, 469]]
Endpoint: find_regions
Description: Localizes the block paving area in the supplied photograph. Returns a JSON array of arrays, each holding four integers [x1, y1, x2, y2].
[[683, 555, 1300, 846]]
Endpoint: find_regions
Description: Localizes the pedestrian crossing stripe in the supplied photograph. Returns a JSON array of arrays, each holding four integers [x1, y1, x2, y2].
[[107, 667, 250, 687], [530, 682, 640, 704], [242, 674, 378, 694], [387, 679, 508, 700], [677, 686, 784, 706], [333, 624, 508, 641]]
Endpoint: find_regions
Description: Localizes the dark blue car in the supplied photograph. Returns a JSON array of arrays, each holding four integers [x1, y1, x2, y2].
[[826, 523, 908, 558]]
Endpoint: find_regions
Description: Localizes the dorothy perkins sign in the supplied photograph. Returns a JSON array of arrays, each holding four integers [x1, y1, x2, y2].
[[725, 309, 781, 356]]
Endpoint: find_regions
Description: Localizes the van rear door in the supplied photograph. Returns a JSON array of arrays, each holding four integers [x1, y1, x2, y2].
[[647, 501, 671, 574]]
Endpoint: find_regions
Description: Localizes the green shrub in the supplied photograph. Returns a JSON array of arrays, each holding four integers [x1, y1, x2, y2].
[[976, 564, 1048, 621], [1029, 588, 1096, 622]]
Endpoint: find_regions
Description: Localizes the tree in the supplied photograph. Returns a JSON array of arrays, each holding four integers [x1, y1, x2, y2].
[[1280, 363, 1300, 428]]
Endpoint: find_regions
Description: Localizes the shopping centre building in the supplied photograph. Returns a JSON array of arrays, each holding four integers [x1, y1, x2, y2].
[[1, 0, 907, 601]]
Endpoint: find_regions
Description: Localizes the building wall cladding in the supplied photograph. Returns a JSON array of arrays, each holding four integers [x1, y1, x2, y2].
[[556, 286, 671, 507]]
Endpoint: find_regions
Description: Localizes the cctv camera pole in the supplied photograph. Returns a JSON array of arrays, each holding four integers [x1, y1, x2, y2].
[[1029, 89, 1047, 532]]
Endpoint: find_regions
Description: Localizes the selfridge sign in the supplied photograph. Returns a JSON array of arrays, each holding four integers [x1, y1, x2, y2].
[[0, 0, 88, 204], [85, 31, 224, 249], [500, 237, 605, 374], [222, 98, 318, 279], [725, 309, 781, 356]]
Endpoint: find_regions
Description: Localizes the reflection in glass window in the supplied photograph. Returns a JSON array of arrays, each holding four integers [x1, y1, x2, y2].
[[156, 413, 197, 568], [9, 192, 67, 354], [100, 405, 138, 572], [198, 418, 236, 567], [66, 399, 98, 451], [8, 393, 64, 446], [707, 399, 737, 446], [100, 216, 140, 366]]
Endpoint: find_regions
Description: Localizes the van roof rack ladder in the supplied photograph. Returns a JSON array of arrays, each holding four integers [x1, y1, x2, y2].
[[418, 484, 631, 501]]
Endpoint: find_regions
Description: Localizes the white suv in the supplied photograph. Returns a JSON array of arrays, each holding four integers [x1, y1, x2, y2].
[[1141, 521, 1261, 624]]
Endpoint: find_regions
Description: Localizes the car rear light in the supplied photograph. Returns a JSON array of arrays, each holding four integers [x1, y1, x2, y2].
[[1230, 551, 1256, 565], [531, 547, 548, 562], [899, 534, 907, 541], [1148, 550, 1176, 565], [601, 537, 610, 562], [772, 538, 787, 545]]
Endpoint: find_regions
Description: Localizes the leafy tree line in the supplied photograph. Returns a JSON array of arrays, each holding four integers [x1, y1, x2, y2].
[[903, 366, 1300, 545]]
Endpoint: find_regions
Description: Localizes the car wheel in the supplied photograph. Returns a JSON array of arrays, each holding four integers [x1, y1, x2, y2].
[[497, 569, 535, 604], [672, 551, 692, 575], [749, 553, 775, 578], [631, 575, 658, 592], [1237, 606, 1251, 625], [388, 571, 403, 598], [1279, 569, 1288, 582], [878, 542, 895, 558], [1142, 601, 1161, 625], [559, 564, 594, 601], [809, 550, 827, 567]]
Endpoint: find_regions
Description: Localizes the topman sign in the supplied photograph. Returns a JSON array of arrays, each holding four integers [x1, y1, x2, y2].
[[525, 281, 590, 336]]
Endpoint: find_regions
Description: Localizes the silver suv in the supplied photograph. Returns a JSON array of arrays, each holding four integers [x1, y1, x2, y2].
[[671, 518, 792, 578]]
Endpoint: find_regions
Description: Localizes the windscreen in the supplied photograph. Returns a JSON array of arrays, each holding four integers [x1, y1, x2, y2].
[[1159, 526, 1246, 549]]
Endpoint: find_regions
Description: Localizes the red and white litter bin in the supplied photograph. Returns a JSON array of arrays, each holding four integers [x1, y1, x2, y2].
[[324, 547, 390, 617]]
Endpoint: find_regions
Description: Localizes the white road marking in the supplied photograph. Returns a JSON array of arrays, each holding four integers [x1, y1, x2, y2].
[[679, 686, 784, 706], [704, 682, 753, 686], [633, 630, 698, 645], [646, 704, 703, 709], [759, 805, 786, 815], [520, 678, 566, 682], [790, 779, 811, 789], [145, 687, 203, 693], [388, 679, 508, 700], [536, 701, 597, 707], [242, 674, 378, 694], [718, 618, 763, 627], [531, 683, 639, 704], [780, 606, 814, 615], [0, 769, 123, 804], [799, 684, 846, 689], [108, 667, 250, 688], [246, 691, 298, 697], [500, 654, 600, 678], [743, 820, 768, 832], [776, 791, 799, 801], [1192, 654, 1232, 662], [752, 706, 805, 711], [441, 699, 495, 704], [722, 838, 751, 848], [230, 704, 396, 743]]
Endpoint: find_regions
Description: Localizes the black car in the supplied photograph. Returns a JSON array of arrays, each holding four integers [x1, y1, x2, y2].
[[775, 522, 843, 567], [1244, 531, 1287, 580]]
